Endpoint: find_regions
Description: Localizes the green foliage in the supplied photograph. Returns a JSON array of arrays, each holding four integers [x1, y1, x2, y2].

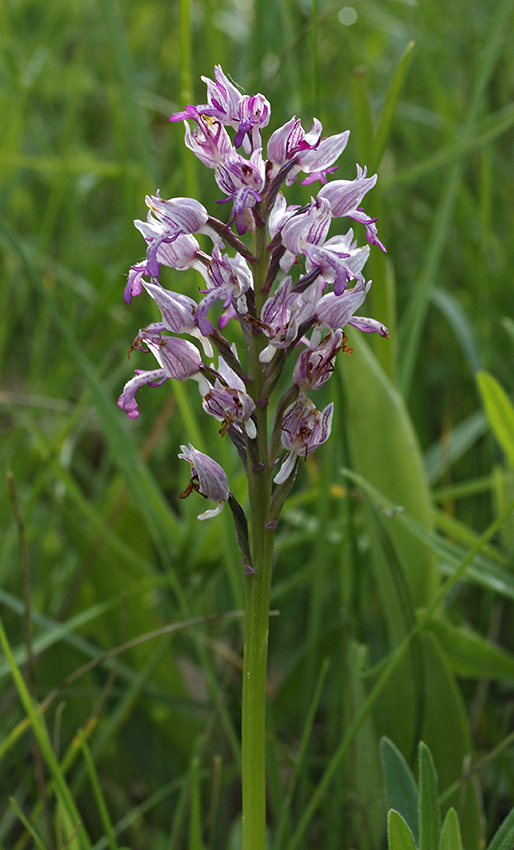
[[477, 371, 514, 467], [2, 0, 514, 848], [385, 740, 514, 850]]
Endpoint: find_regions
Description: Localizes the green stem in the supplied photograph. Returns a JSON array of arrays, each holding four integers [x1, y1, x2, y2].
[[242, 214, 274, 850]]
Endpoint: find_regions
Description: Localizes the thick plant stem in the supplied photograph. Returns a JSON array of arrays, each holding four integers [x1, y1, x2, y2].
[[242, 215, 273, 850]]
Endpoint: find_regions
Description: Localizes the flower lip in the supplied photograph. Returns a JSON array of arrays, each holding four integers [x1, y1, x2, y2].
[[273, 395, 334, 484]]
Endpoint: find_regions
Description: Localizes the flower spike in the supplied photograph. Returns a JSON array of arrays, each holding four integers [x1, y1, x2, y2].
[[121, 64, 388, 537]]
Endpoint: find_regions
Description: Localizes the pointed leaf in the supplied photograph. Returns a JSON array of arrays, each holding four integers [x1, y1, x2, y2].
[[439, 808, 463, 850], [477, 371, 514, 466], [419, 742, 440, 850], [487, 806, 514, 850], [388, 809, 418, 850], [381, 737, 420, 844], [419, 635, 481, 850]]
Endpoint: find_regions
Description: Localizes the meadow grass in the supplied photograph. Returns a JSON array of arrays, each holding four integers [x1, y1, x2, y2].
[[1, 0, 514, 848]]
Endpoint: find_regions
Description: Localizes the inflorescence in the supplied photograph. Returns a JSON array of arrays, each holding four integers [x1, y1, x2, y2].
[[118, 66, 388, 557]]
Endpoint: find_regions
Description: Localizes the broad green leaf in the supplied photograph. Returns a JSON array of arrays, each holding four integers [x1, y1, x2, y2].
[[419, 742, 440, 850], [477, 371, 514, 466], [340, 333, 438, 757], [381, 737, 420, 844], [388, 810, 418, 850], [285, 502, 509, 850], [340, 330, 439, 610], [439, 808, 463, 850], [423, 617, 514, 681]]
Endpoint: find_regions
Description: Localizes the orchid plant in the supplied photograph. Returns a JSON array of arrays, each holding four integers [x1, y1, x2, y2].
[[119, 66, 388, 850]]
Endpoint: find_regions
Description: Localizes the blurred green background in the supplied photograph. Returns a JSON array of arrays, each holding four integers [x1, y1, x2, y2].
[[2, 0, 514, 848]]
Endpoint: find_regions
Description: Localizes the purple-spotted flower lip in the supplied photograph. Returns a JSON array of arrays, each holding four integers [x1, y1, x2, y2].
[[274, 394, 334, 484], [258, 276, 313, 363], [194, 245, 253, 335], [201, 357, 257, 438], [178, 443, 230, 519], [214, 147, 266, 234], [293, 329, 346, 391]]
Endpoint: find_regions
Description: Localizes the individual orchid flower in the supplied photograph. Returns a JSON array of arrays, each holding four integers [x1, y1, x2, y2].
[[303, 230, 370, 295], [259, 277, 313, 363], [267, 117, 322, 182], [298, 130, 350, 185], [123, 231, 200, 304], [133, 192, 221, 276], [215, 148, 266, 234], [279, 196, 333, 272], [195, 245, 253, 335], [267, 117, 349, 187], [141, 281, 214, 357], [318, 166, 386, 252], [268, 192, 299, 240], [201, 356, 257, 439], [202, 376, 257, 440], [133, 205, 200, 271], [183, 114, 235, 169], [293, 329, 346, 391], [177, 443, 230, 520], [201, 65, 245, 126], [311, 282, 388, 348], [118, 331, 206, 419], [145, 193, 210, 234], [179, 66, 271, 152], [274, 394, 334, 484]]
